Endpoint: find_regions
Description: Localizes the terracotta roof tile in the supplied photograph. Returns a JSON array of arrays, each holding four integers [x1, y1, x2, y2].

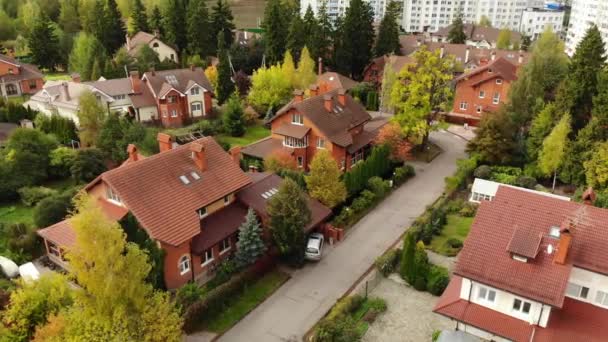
[[37, 220, 76, 247], [316, 72, 359, 91], [533, 297, 608, 341], [241, 137, 293, 159], [506, 226, 543, 259], [143, 68, 214, 98], [191, 202, 248, 254], [273, 123, 310, 139], [455, 57, 518, 84]]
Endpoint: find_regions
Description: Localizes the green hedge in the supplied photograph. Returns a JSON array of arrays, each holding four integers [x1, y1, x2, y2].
[[427, 265, 450, 296], [343, 145, 391, 196], [374, 248, 401, 277]]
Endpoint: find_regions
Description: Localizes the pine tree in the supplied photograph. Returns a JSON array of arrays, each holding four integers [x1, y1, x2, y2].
[[334, 0, 374, 79], [28, 14, 61, 70], [412, 241, 429, 291], [267, 178, 311, 264], [216, 33, 234, 104], [287, 15, 306, 62], [374, 0, 401, 57], [90, 59, 101, 80], [130, 0, 149, 33], [447, 13, 467, 44], [148, 6, 163, 35], [163, 0, 187, 52], [296, 47, 316, 89], [302, 5, 318, 54], [103, 0, 126, 54], [187, 0, 212, 58], [211, 0, 235, 51], [305, 150, 347, 208], [311, 1, 333, 65], [467, 109, 517, 165], [223, 92, 245, 136], [262, 0, 288, 64], [235, 208, 266, 267]]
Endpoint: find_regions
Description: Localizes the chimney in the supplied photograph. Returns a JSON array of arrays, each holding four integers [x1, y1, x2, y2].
[[60, 82, 70, 102], [190, 64, 196, 71], [130, 71, 141, 93], [190, 142, 207, 171], [318, 57, 323, 76], [71, 73, 81, 83], [309, 85, 319, 97], [554, 227, 572, 265], [518, 51, 524, 65], [440, 44, 445, 58], [157, 133, 173, 152], [323, 94, 333, 112], [127, 144, 139, 162], [337, 89, 346, 106], [126, 33, 131, 50], [149, 67, 155, 76], [491, 50, 496, 61], [582, 187, 597, 206], [465, 47, 471, 64], [229, 146, 241, 165], [293, 89, 304, 103]]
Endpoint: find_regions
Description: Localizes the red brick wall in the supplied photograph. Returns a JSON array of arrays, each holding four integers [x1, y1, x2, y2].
[[0, 60, 20, 76], [19, 78, 43, 94], [451, 70, 512, 120], [161, 241, 194, 289], [363, 62, 382, 86], [158, 90, 189, 127]]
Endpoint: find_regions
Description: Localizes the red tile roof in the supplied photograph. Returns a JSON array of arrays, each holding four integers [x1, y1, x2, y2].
[[316, 72, 359, 91], [273, 123, 311, 139], [455, 186, 608, 307], [506, 226, 543, 259], [241, 136, 294, 160], [191, 202, 248, 254], [455, 57, 518, 84], [533, 297, 608, 341], [100, 137, 252, 246]]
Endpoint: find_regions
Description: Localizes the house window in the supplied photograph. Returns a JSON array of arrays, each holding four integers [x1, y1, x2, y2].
[[5, 84, 17, 96], [48, 242, 61, 257], [198, 207, 207, 219], [179, 255, 190, 275], [493, 92, 500, 104], [191, 87, 200, 95], [152, 42, 159, 48], [220, 237, 231, 254], [191, 102, 201, 112], [459, 102, 468, 110], [317, 138, 325, 149], [162, 110, 168, 118], [8, 68, 13, 74], [223, 195, 229, 205], [477, 285, 496, 303], [496, 78, 503, 85], [476, 106, 482, 114], [512, 298, 532, 315], [167, 95, 177, 104], [297, 156, 304, 168], [341, 158, 345, 170], [202, 249, 214, 266], [566, 282, 589, 299], [29, 80, 37, 90], [113, 94, 126, 100], [292, 113, 304, 125], [171, 110, 178, 117], [106, 187, 122, 204], [479, 90, 485, 98], [284, 136, 307, 148], [352, 150, 364, 164], [595, 291, 608, 307]]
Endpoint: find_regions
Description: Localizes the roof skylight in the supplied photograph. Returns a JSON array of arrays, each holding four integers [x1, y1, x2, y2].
[[191, 171, 201, 180], [179, 175, 190, 184], [165, 75, 178, 85]]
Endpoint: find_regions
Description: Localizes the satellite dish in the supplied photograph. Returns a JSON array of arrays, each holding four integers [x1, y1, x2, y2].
[[547, 245, 554, 255]]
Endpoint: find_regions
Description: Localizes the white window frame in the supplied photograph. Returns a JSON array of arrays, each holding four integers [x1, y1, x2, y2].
[[48, 242, 61, 257], [316, 138, 326, 149], [223, 195, 230, 205], [220, 237, 231, 254], [191, 102, 201, 112], [179, 255, 190, 275], [297, 156, 304, 168], [167, 95, 177, 104], [496, 78, 503, 85], [566, 282, 589, 300], [198, 207, 207, 219], [477, 285, 497, 304], [512, 298, 532, 316], [191, 87, 200, 95], [106, 187, 122, 204], [493, 92, 500, 104], [292, 113, 304, 125], [459, 102, 468, 110], [479, 90, 485, 98], [284, 136, 308, 148], [171, 109, 178, 118], [595, 290, 608, 307], [201, 249, 214, 266]]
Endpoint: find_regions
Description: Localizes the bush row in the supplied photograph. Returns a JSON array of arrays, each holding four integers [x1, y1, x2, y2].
[[343, 145, 392, 196], [400, 232, 450, 296], [473, 164, 538, 189], [374, 248, 401, 277]]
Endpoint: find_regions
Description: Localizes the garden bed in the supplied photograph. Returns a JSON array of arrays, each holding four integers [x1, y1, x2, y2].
[[428, 215, 473, 257]]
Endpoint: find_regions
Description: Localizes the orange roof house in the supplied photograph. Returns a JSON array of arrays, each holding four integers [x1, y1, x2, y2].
[[0, 54, 44, 98], [434, 186, 608, 342]]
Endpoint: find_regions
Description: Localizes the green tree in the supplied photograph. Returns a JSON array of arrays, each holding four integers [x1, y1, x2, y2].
[[4, 128, 57, 185], [102, 0, 126, 54], [70, 148, 107, 182], [248, 64, 292, 113], [77, 91, 106, 146], [58, 0, 80, 34], [305, 150, 347, 208], [379, 58, 397, 112], [0, 10, 16, 42], [267, 178, 311, 264], [374, 0, 401, 57], [412, 241, 429, 291], [478, 15, 492, 27], [136, 44, 160, 72], [521, 35, 531, 51], [235, 208, 266, 267], [97, 113, 146, 162], [584, 142, 608, 189], [262, 0, 288, 64], [302, 5, 319, 55], [223, 93, 246, 136], [496, 29, 512, 49], [187, 0, 212, 58], [282, 50, 296, 87], [28, 14, 60, 70], [211, 0, 235, 50], [69, 32, 106, 81], [310, 1, 333, 64], [526, 102, 559, 163], [561, 117, 603, 185], [148, 5, 163, 35], [390, 46, 453, 144], [33, 191, 74, 228], [216, 33, 235, 104], [130, 0, 149, 34], [467, 109, 517, 165], [447, 13, 467, 44], [296, 47, 317, 90], [400, 232, 416, 284], [287, 14, 306, 61], [163, 0, 187, 52], [538, 113, 571, 191], [334, 0, 374, 79]]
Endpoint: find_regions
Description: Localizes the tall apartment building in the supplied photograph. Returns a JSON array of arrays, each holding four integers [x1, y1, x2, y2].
[[566, 0, 608, 56], [519, 7, 565, 40]]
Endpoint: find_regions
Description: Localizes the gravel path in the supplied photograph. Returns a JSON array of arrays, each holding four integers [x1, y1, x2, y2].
[[427, 250, 457, 273]]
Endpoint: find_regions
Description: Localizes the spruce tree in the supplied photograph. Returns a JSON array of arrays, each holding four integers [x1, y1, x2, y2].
[[211, 0, 235, 51], [235, 208, 266, 267], [262, 0, 288, 64], [59, 0, 81, 34], [223, 92, 245, 136], [374, 0, 401, 57], [311, 1, 333, 65], [130, 0, 149, 33], [148, 6, 163, 35], [103, 0, 126, 54], [287, 15, 306, 62], [447, 13, 467, 44], [216, 33, 234, 104], [28, 14, 61, 70], [302, 5, 318, 55], [187, 0, 212, 58], [163, 0, 187, 52], [334, 0, 374, 79]]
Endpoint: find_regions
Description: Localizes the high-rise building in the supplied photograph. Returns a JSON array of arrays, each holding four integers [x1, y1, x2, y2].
[[519, 7, 565, 40], [565, 0, 608, 56]]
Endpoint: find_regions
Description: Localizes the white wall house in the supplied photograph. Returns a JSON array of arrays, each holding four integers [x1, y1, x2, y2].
[[519, 7, 565, 40], [469, 178, 570, 203], [126, 31, 178, 63], [566, 0, 608, 56]]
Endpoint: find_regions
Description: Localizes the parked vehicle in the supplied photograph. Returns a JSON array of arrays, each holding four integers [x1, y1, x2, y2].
[[305, 233, 324, 261]]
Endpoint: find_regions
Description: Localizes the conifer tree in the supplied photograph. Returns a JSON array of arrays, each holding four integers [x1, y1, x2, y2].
[[59, 0, 81, 34], [526, 103, 559, 165], [311, 1, 333, 64], [148, 6, 163, 35], [282, 50, 296, 87], [130, 0, 149, 33], [496, 29, 511, 49], [103, 0, 126, 54], [302, 5, 318, 53], [287, 15, 306, 62], [235, 208, 266, 267], [447, 13, 467, 44], [187, 0, 212, 58], [223, 92, 245, 136], [28, 13, 61, 70], [262, 0, 288, 64], [296, 47, 316, 89], [334, 0, 374, 79], [163, 0, 187, 52], [216, 33, 234, 104], [211, 0, 235, 50], [400, 232, 416, 283], [374, 0, 401, 57]]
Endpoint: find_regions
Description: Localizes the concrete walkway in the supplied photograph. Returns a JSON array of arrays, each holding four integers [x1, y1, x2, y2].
[[218, 130, 467, 342]]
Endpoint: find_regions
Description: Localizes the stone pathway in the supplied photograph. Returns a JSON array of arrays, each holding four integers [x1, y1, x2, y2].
[[427, 250, 457, 274]]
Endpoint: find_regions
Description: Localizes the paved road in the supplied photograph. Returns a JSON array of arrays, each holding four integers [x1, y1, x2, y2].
[[219, 130, 467, 342]]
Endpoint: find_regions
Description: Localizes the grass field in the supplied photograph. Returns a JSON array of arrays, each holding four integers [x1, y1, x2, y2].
[[428, 214, 474, 256], [0, 203, 35, 226], [202, 269, 289, 333], [44, 73, 71, 81], [217, 124, 270, 147], [205, 0, 266, 28]]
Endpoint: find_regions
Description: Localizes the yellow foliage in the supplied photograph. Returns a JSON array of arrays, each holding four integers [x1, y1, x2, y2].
[[305, 150, 347, 207]]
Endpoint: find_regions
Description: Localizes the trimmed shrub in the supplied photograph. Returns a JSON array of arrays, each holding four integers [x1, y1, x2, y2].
[[444, 199, 466, 214], [326, 295, 364, 321], [375, 248, 400, 277], [367, 297, 387, 313], [445, 157, 478, 193], [367, 177, 390, 198], [515, 175, 537, 189], [427, 265, 450, 296], [412, 242, 429, 291], [49, 147, 77, 178], [176, 282, 206, 310], [393, 164, 415, 185], [445, 238, 463, 249], [32, 192, 74, 228], [473, 165, 492, 179], [313, 316, 360, 342], [458, 202, 477, 217], [195, 119, 222, 136], [18, 187, 58, 206], [351, 193, 374, 212], [70, 148, 107, 183]]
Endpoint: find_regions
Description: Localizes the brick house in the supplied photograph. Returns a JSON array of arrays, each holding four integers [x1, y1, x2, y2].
[[37, 134, 330, 289], [0, 54, 44, 98], [446, 57, 518, 126], [241, 88, 388, 171], [363, 55, 415, 89], [316, 72, 359, 94], [434, 186, 608, 341]]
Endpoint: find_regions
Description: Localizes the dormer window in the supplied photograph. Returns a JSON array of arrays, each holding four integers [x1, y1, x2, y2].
[[198, 207, 207, 219], [512, 254, 527, 263], [190, 87, 200, 95], [292, 113, 304, 125]]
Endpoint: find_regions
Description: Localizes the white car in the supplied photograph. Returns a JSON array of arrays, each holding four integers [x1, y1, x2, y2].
[[305, 233, 324, 261]]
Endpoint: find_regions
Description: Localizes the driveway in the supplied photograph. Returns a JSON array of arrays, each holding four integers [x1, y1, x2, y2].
[[218, 130, 467, 342]]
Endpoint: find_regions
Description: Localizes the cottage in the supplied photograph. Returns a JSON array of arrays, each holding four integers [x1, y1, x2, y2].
[[125, 31, 178, 63], [0, 54, 44, 98]]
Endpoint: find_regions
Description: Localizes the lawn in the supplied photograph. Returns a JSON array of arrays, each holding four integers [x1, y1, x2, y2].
[[428, 214, 474, 256], [0, 203, 34, 226], [202, 269, 289, 334], [216, 124, 270, 147], [44, 73, 71, 81]]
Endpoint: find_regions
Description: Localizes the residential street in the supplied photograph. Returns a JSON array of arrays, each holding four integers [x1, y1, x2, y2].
[[218, 130, 467, 342]]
